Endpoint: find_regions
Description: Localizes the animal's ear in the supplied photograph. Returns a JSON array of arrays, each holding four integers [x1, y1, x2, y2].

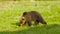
[[23, 12, 28, 15]]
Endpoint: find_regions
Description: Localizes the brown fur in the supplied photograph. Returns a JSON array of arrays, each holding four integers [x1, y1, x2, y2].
[[19, 11, 47, 26]]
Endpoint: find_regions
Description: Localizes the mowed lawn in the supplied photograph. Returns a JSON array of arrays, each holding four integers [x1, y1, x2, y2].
[[0, 1, 60, 34]]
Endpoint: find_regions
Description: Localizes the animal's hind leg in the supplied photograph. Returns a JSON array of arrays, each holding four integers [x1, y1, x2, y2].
[[39, 20, 47, 25], [35, 20, 39, 25]]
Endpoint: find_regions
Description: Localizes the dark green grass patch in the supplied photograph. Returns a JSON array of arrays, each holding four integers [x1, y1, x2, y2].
[[0, 24, 60, 34]]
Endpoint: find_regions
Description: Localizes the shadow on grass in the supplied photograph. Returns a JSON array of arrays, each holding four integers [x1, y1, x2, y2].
[[0, 24, 60, 34]]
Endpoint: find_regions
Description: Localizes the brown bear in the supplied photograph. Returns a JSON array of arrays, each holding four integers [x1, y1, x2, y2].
[[19, 11, 47, 26]]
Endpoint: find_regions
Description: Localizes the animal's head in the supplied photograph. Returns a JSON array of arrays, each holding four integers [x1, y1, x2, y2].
[[19, 16, 26, 26]]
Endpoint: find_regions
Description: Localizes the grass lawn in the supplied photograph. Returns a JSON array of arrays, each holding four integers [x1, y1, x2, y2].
[[0, 1, 60, 34]]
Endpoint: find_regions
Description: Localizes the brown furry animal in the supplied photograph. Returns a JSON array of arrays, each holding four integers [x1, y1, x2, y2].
[[19, 11, 47, 26]]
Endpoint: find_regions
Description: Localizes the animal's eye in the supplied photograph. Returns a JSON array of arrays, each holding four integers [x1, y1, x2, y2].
[[22, 19, 25, 20]]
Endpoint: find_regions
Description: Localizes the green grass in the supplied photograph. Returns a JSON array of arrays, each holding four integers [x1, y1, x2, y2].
[[0, 1, 60, 34]]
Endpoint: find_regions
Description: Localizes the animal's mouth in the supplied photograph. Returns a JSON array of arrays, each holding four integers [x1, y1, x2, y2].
[[20, 22, 24, 26], [21, 24, 23, 26]]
